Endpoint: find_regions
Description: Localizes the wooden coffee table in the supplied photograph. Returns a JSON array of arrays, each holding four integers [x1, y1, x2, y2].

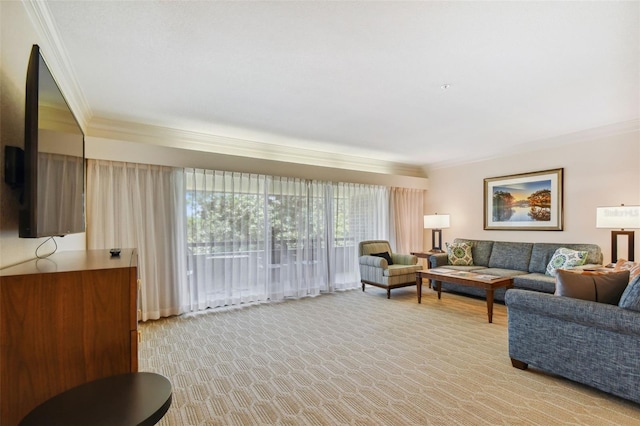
[[416, 269, 513, 323]]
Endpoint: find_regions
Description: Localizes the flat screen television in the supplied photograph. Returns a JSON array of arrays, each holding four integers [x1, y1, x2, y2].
[[19, 44, 85, 238]]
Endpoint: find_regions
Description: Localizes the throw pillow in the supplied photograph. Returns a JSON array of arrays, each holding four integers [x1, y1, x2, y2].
[[545, 247, 588, 276], [446, 242, 473, 266], [555, 269, 630, 304], [614, 259, 640, 282], [371, 251, 393, 265], [619, 274, 640, 312]]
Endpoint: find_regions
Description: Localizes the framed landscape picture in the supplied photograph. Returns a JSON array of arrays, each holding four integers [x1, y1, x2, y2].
[[484, 168, 563, 231]]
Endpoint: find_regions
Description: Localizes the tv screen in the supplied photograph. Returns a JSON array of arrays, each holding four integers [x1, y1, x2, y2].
[[19, 45, 85, 238]]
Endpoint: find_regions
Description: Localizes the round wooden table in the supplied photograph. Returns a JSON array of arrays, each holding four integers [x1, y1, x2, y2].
[[20, 372, 172, 426]]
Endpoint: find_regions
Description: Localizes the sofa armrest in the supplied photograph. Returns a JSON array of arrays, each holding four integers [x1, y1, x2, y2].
[[391, 253, 417, 265], [359, 255, 388, 269], [505, 289, 640, 335], [429, 253, 449, 268]]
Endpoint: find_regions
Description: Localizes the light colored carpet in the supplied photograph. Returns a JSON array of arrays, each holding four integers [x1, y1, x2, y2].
[[139, 286, 640, 425]]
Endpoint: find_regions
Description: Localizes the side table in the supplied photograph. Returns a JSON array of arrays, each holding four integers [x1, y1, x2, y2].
[[20, 372, 172, 426], [411, 251, 439, 269], [411, 251, 441, 288]]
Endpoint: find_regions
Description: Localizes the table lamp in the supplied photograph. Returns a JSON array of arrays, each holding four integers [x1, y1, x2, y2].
[[424, 213, 450, 253], [596, 205, 640, 263]]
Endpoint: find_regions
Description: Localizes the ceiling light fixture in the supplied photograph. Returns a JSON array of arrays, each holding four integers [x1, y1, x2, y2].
[[440, 84, 451, 90]]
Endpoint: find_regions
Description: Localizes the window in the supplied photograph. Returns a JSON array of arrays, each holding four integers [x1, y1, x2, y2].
[[184, 169, 389, 310]]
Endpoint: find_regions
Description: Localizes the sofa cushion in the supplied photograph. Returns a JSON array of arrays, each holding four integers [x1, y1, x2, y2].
[[383, 264, 422, 277], [371, 251, 393, 265], [360, 241, 392, 256], [446, 242, 473, 266], [453, 239, 494, 267], [529, 243, 566, 274], [529, 243, 602, 274], [619, 274, 640, 312], [488, 242, 533, 271], [479, 268, 528, 278], [391, 253, 417, 265], [555, 269, 630, 304], [513, 273, 556, 293], [545, 248, 588, 276]]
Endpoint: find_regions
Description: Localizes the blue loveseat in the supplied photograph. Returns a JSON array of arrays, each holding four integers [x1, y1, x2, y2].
[[428, 238, 603, 301], [506, 278, 640, 405]]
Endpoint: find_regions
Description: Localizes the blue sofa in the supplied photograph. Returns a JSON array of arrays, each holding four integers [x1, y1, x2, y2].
[[429, 238, 603, 301], [506, 286, 640, 404]]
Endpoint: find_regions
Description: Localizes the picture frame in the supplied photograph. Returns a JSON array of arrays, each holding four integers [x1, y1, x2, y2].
[[484, 168, 563, 231]]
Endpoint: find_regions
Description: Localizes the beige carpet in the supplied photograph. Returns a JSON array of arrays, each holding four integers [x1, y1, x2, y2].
[[139, 287, 640, 425]]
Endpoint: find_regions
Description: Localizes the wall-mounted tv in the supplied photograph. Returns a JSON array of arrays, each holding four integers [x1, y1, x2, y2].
[[19, 44, 85, 238]]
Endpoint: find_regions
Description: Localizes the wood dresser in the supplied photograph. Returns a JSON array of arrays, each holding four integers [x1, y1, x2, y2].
[[0, 248, 139, 426]]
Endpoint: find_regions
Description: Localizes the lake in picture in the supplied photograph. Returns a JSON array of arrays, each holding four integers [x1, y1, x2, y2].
[[492, 179, 551, 222]]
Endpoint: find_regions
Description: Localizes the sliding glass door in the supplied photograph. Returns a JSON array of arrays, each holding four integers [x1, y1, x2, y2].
[[184, 169, 389, 310]]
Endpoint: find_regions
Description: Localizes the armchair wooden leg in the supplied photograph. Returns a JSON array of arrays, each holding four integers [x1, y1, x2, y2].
[[387, 288, 391, 299], [362, 282, 365, 292]]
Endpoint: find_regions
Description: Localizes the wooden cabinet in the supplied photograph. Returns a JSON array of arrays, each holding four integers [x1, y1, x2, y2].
[[0, 248, 138, 426]]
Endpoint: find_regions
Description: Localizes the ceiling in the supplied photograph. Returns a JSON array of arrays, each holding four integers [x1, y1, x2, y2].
[[30, 1, 639, 173]]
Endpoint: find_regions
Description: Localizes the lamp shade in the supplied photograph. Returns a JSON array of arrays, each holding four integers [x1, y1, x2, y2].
[[424, 214, 450, 229], [596, 206, 640, 229]]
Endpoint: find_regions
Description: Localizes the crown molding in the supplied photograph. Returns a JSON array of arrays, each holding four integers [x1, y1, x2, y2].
[[426, 119, 640, 171], [87, 117, 427, 178], [22, 0, 93, 131]]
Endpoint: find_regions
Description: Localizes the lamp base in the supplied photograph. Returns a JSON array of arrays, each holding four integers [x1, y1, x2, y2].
[[611, 230, 635, 263], [431, 229, 444, 254]]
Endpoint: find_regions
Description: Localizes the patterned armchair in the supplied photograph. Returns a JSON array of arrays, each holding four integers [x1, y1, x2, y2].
[[358, 240, 422, 299]]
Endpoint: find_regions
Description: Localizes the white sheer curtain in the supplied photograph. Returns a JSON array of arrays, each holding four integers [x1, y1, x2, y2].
[[184, 169, 269, 310], [86, 160, 401, 318], [38, 153, 84, 236], [267, 177, 329, 300], [87, 160, 186, 321], [389, 187, 425, 254], [183, 169, 390, 311], [330, 182, 389, 290]]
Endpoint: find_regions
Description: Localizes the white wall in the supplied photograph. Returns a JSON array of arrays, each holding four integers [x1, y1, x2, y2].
[[0, 2, 86, 268], [424, 130, 640, 263]]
